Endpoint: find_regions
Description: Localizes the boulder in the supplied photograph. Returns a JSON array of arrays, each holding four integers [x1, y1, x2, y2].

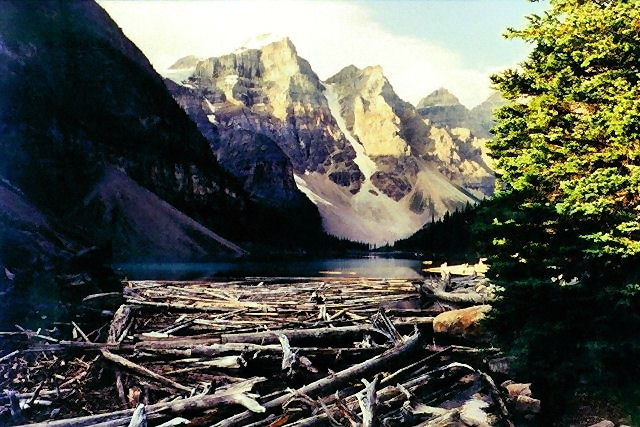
[[514, 395, 541, 414], [588, 421, 614, 427], [432, 305, 492, 338], [487, 357, 511, 375], [505, 383, 532, 398]]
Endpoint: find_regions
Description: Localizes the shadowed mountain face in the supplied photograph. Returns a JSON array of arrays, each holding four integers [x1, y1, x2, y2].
[[0, 0, 330, 267], [165, 39, 494, 244], [0, 0, 250, 260], [165, 79, 315, 208]]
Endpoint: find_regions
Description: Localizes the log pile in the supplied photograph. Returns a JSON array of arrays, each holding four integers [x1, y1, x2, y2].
[[0, 274, 539, 426]]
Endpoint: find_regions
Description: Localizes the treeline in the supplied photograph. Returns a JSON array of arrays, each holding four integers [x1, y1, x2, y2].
[[390, 202, 478, 262]]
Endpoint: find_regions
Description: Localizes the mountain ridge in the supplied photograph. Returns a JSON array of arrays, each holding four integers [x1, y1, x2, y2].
[[417, 88, 505, 139], [164, 38, 495, 244]]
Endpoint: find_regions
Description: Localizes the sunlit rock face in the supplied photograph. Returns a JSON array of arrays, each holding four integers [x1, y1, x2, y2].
[[417, 88, 471, 131], [467, 91, 507, 139], [417, 88, 506, 139], [429, 126, 495, 199], [180, 37, 364, 194], [165, 36, 493, 245]]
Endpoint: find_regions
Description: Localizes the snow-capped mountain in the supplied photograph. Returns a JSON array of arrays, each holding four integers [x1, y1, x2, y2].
[[164, 36, 494, 244]]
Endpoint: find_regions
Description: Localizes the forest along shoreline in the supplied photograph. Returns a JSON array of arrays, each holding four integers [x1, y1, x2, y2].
[[0, 261, 542, 426]]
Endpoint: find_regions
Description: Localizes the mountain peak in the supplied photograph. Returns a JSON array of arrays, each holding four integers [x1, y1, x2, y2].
[[362, 65, 385, 77], [326, 64, 386, 86], [417, 88, 462, 108], [325, 65, 361, 84], [168, 55, 201, 70], [235, 33, 294, 53]]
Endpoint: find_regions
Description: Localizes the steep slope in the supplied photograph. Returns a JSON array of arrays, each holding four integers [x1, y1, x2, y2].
[[73, 167, 247, 260], [322, 65, 491, 241], [165, 39, 491, 244], [165, 80, 311, 207], [182, 37, 364, 193], [1, 2, 341, 263], [324, 65, 494, 200], [0, 177, 122, 328], [468, 91, 507, 138], [0, 0, 252, 256], [416, 88, 471, 131]]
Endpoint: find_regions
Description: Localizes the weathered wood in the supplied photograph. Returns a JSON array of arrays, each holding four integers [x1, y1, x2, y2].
[[108, 305, 133, 345], [356, 376, 379, 427], [7, 276, 528, 426], [14, 378, 266, 427], [220, 319, 432, 345], [213, 333, 421, 427], [100, 351, 191, 393], [127, 404, 147, 427], [480, 372, 515, 427], [418, 281, 491, 305], [108, 305, 133, 408]]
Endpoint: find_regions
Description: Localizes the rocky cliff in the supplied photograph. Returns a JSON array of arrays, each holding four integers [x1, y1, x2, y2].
[[165, 38, 494, 244], [0, 0, 260, 261], [0, 1, 335, 265], [417, 88, 505, 139]]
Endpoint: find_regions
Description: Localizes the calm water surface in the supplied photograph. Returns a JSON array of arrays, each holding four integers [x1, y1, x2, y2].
[[115, 257, 424, 280]]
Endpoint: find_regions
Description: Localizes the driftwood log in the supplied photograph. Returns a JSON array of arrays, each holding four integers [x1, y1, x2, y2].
[[1, 275, 538, 426]]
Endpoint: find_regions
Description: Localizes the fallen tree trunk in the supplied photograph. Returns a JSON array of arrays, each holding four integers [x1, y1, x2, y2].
[[14, 378, 266, 427], [417, 282, 492, 305], [220, 319, 432, 345], [213, 333, 421, 427]]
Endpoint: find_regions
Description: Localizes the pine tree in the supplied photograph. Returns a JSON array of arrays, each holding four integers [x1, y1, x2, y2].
[[485, 0, 640, 419]]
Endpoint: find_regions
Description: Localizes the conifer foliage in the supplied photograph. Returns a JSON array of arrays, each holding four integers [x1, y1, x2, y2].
[[484, 0, 640, 419]]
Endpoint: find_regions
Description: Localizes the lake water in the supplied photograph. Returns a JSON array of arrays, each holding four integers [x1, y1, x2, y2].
[[115, 257, 425, 280]]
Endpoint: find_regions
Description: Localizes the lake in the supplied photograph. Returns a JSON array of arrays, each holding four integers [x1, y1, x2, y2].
[[114, 256, 425, 280]]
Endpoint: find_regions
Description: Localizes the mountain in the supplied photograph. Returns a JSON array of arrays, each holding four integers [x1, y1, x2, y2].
[[0, 0, 262, 262], [468, 91, 507, 138], [417, 89, 505, 139], [416, 88, 471, 131], [164, 38, 494, 244], [0, 0, 337, 266], [416, 87, 462, 108], [73, 167, 247, 260]]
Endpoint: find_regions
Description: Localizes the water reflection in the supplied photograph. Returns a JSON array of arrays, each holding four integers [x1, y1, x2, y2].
[[115, 257, 424, 280]]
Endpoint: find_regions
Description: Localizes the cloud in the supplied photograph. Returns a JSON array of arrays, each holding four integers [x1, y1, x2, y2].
[[99, 0, 496, 107]]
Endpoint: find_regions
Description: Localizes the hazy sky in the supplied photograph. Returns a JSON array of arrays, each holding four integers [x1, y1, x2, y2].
[[99, 0, 548, 108]]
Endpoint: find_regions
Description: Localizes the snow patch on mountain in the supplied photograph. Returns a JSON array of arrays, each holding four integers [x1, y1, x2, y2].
[[324, 83, 377, 179]]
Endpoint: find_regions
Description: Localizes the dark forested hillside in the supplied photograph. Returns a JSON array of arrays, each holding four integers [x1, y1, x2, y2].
[[390, 202, 478, 262], [0, 0, 332, 261], [0, 0, 351, 329]]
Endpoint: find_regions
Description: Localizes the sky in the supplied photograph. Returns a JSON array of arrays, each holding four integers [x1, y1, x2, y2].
[[99, 0, 549, 108]]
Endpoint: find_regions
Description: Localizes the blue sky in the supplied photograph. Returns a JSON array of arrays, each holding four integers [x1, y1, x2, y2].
[[100, 0, 549, 107], [364, 0, 549, 71]]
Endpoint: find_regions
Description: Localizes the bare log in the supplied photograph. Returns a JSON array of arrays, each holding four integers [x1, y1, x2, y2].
[[127, 404, 147, 427], [14, 377, 266, 427], [356, 376, 379, 427], [108, 305, 134, 408], [100, 351, 191, 393], [220, 320, 432, 345], [418, 281, 491, 305], [213, 333, 421, 427], [108, 305, 133, 344]]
